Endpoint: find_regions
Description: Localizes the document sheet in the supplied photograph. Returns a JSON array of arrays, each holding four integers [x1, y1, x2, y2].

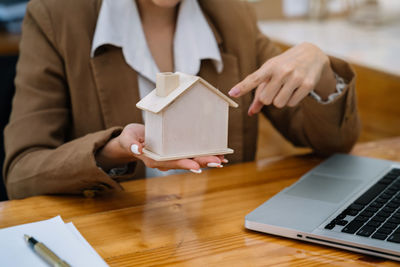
[[0, 216, 108, 267]]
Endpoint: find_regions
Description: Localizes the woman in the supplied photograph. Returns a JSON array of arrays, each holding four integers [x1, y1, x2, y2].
[[3, 0, 360, 199]]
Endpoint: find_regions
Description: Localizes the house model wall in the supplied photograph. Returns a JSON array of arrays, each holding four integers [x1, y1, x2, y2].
[[136, 72, 238, 161]]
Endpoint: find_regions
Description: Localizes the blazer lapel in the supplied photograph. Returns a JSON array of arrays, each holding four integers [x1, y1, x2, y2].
[[90, 46, 143, 128]]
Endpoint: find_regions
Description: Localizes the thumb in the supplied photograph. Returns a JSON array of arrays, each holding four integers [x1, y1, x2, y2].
[[125, 123, 145, 142], [130, 142, 144, 156], [119, 124, 145, 156]]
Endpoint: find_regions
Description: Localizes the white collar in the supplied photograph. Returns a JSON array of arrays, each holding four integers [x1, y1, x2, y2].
[[91, 0, 223, 83]]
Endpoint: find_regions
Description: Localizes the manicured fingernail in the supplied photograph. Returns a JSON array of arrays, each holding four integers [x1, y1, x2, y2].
[[190, 169, 202, 174], [228, 87, 240, 97], [130, 144, 141, 155], [207, 163, 223, 168], [248, 106, 254, 116], [222, 159, 229, 163]]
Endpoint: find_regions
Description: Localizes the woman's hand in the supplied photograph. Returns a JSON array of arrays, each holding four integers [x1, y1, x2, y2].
[[95, 123, 225, 173], [228, 42, 337, 115]]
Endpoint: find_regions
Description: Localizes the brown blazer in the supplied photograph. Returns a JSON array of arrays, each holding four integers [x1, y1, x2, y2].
[[3, 0, 360, 199]]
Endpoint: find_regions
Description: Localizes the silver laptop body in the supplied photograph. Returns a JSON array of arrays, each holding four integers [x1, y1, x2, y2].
[[245, 154, 400, 261]]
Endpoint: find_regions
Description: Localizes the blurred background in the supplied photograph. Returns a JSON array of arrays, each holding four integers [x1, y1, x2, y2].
[[0, 0, 399, 198], [246, 0, 400, 159]]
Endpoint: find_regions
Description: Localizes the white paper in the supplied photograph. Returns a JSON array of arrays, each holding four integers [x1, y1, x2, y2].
[[0, 216, 109, 267], [65, 222, 105, 260]]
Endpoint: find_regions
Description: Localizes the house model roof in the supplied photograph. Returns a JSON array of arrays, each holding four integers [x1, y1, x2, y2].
[[136, 72, 239, 114]]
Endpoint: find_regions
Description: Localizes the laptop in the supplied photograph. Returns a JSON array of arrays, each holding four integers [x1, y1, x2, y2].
[[245, 154, 400, 261]]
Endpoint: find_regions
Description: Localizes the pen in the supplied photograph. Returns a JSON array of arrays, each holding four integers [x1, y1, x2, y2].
[[24, 234, 71, 267]]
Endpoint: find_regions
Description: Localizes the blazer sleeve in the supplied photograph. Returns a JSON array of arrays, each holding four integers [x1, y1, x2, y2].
[[248, 5, 361, 155], [3, 1, 125, 199]]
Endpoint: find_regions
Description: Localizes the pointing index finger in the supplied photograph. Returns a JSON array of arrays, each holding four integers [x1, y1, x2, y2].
[[228, 67, 271, 98]]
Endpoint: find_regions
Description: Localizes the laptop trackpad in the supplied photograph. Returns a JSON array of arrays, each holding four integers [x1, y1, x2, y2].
[[284, 174, 362, 204]]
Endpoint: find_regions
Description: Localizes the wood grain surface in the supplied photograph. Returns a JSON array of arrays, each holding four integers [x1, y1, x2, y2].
[[1, 138, 400, 266]]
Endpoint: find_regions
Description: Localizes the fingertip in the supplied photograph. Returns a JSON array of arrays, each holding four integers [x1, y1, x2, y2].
[[190, 169, 202, 174], [228, 86, 241, 97], [193, 156, 221, 167], [248, 102, 262, 116], [192, 161, 201, 170], [177, 159, 200, 171], [248, 102, 255, 116], [211, 156, 222, 164], [273, 99, 285, 109], [248, 106, 254, 116], [207, 162, 223, 168]]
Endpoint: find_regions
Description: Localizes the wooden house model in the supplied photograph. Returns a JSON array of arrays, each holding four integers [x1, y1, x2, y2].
[[136, 72, 238, 161]]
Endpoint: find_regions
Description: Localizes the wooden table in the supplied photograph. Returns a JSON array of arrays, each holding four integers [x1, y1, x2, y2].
[[1, 138, 400, 266]]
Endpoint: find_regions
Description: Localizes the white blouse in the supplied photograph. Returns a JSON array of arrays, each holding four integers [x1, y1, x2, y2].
[[91, 0, 223, 101]]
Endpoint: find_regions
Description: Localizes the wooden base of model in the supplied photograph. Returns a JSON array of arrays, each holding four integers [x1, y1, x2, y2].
[[143, 148, 234, 161]]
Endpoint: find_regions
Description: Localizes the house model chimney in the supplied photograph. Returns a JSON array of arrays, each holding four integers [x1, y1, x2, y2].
[[156, 72, 179, 97]]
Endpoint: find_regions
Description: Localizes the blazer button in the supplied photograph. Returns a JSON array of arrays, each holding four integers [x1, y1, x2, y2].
[[83, 189, 96, 198]]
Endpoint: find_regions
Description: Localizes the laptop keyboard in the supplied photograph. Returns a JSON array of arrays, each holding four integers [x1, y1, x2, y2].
[[324, 168, 400, 243]]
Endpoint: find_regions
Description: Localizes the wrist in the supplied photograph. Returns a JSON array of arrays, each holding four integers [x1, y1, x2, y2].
[[95, 136, 136, 171]]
